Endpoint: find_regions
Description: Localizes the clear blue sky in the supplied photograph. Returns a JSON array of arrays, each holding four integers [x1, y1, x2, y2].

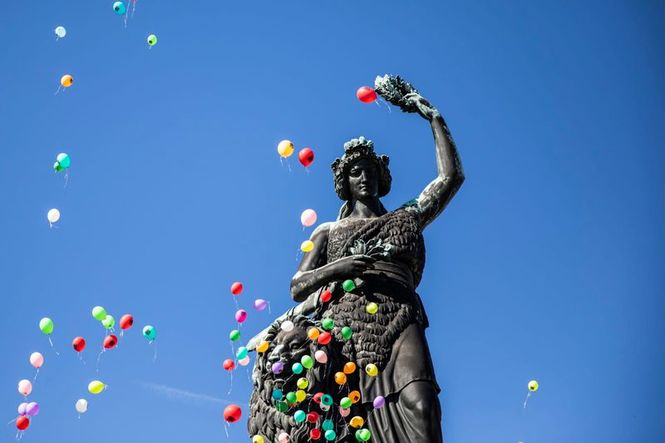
[[1, 1, 664, 442]]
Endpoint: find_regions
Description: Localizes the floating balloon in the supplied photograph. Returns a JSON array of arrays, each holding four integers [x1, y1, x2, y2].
[[310, 429, 321, 440], [366, 302, 379, 314], [88, 380, 106, 394], [297, 378, 309, 389], [26, 402, 39, 417], [54, 153, 71, 172], [342, 279, 356, 292], [257, 340, 270, 353], [300, 209, 317, 228], [355, 429, 372, 442], [72, 336, 86, 352], [54, 26, 66, 39], [103, 335, 118, 349], [92, 306, 106, 321], [343, 362, 357, 374], [39, 317, 54, 334], [16, 416, 29, 431], [292, 363, 304, 375], [350, 416, 364, 428], [340, 407, 352, 418], [322, 419, 334, 431], [298, 148, 315, 168], [235, 309, 248, 323], [236, 346, 248, 360], [349, 390, 361, 404], [230, 281, 243, 295], [223, 404, 242, 423], [356, 86, 377, 103], [307, 327, 320, 340], [229, 329, 241, 341], [340, 397, 352, 408], [253, 299, 268, 311], [335, 372, 347, 385], [275, 401, 288, 412], [321, 318, 334, 331], [147, 34, 157, 46], [119, 314, 134, 330], [60, 74, 73, 88], [252, 436, 265, 443], [312, 392, 323, 404], [306, 411, 319, 423], [301, 355, 314, 369], [18, 403, 28, 416], [278, 432, 290, 443], [528, 380, 539, 392], [320, 290, 332, 303], [142, 325, 156, 341], [30, 352, 44, 369], [317, 331, 332, 345], [277, 140, 294, 158], [102, 315, 115, 329], [75, 398, 88, 414], [113, 1, 126, 15], [281, 320, 294, 332], [300, 240, 314, 253], [271, 361, 284, 374], [293, 409, 306, 423], [324, 430, 336, 441], [373, 395, 385, 408], [272, 389, 283, 400], [239, 356, 251, 366], [286, 392, 297, 405], [365, 363, 379, 377], [341, 326, 353, 340], [223, 359, 235, 371], [47, 209, 60, 225]]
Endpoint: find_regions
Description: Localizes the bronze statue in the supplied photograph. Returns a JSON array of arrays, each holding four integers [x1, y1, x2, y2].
[[248, 75, 464, 442]]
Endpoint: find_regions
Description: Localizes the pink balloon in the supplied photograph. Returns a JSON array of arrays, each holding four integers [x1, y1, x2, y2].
[[278, 432, 290, 443], [300, 209, 317, 227], [238, 356, 251, 366], [29, 352, 44, 369], [314, 350, 328, 364], [253, 299, 268, 311], [339, 406, 351, 417], [235, 309, 247, 323], [17, 403, 28, 416], [17, 380, 32, 397]]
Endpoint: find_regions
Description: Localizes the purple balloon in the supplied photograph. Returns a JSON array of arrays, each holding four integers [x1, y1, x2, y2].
[[17, 402, 28, 416], [253, 299, 268, 311], [271, 361, 284, 374], [373, 395, 385, 409], [26, 402, 40, 417]]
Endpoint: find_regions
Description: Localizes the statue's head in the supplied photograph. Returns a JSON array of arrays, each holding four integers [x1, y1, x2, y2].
[[331, 137, 392, 202]]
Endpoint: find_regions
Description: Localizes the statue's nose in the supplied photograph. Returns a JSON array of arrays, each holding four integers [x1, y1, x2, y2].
[[268, 344, 284, 363]]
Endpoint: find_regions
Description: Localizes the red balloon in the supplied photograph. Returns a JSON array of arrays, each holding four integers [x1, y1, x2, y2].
[[16, 416, 29, 431], [298, 148, 315, 167], [356, 86, 377, 103], [320, 290, 332, 303], [103, 335, 118, 349], [120, 314, 134, 330], [223, 358, 235, 371], [310, 428, 322, 440], [72, 336, 86, 352], [306, 411, 319, 423], [223, 404, 242, 423], [312, 392, 324, 404], [230, 282, 243, 296], [317, 331, 332, 345]]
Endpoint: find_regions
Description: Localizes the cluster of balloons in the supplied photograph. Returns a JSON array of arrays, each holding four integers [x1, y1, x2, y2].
[[277, 140, 316, 168], [13, 352, 45, 433]]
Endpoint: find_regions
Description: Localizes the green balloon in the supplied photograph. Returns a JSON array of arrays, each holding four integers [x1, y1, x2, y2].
[[341, 326, 353, 340], [147, 34, 158, 46], [143, 325, 156, 340], [292, 363, 304, 374], [321, 318, 334, 331], [53, 161, 64, 172], [301, 355, 314, 369], [359, 429, 372, 441], [229, 329, 241, 341], [39, 317, 54, 335], [102, 315, 115, 329], [324, 430, 336, 441], [342, 279, 356, 292], [322, 419, 334, 431], [275, 400, 288, 412], [340, 397, 352, 409], [293, 410, 306, 423], [92, 306, 107, 321], [286, 392, 297, 405], [56, 153, 71, 169]]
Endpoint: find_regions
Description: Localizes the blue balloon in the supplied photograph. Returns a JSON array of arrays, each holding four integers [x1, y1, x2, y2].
[[113, 1, 126, 15]]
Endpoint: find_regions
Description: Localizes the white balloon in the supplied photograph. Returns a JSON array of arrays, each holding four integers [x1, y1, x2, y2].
[[55, 26, 67, 39], [280, 320, 294, 332], [47, 208, 60, 224], [238, 356, 251, 366], [300, 209, 317, 227], [75, 398, 88, 414]]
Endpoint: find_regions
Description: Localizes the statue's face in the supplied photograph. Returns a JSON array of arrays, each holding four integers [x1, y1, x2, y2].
[[347, 158, 379, 200], [267, 326, 309, 376]]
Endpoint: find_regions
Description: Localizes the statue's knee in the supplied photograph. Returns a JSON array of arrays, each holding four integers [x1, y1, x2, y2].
[[400, 382, 439, 417]]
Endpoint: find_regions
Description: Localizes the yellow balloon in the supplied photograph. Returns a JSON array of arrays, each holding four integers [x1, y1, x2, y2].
[[295, 389, 306, 402], [335, 372, 347, 385], [528, 380, 539, 392], [350, 416, 365, 428], [60, 74, 73, 87], [277, 140, 294, 158], [257, 340, 270, 353], [307, 327, 320, 340], [297, 378, 309, 389], [366, 302, 379, 314], [88, 380, 105, 394], [365, 363, 379, 377], [252, 436, 265, 443], [301, 240, 314, 253]]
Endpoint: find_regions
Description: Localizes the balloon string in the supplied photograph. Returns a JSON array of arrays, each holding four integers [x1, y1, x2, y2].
[[32, 368, 40, 383], [152, 342, 158, 363], [267, 302, 271, 315], [223, 421, 230, 441], [523, 392, 531, 409], [48, 337, 60, 355], [131, 0, 138, 17], [226, 369, 234, 395], [64, 171, 69, 188], [54, 85, 61, 95], [96, 349, 105, 373]]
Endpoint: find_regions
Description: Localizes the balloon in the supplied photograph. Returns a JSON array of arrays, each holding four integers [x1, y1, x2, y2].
[[341, 326, 353, 340], [142, 325, 156, 341], [356, 86, 377, 103], [340, 397, 352, 408], [293, 410, 306, 423], [119, 314, 134, 330], [223, 359, 235, 371], [277, 140, 294, 158], [113, 1, 126, 15], [236, 346, 248, 360], [342, 279, 356, 292], [335, 372, 347, 385], [102, 315, 115, 329], [275, 401, 288, 412], [298, 148, 315, 167], [312, 392, 324, 404], [16, 416, 29, 431], [60, 74, 73, 88], [366, 302, 379, 314], [314, 350, 328, 364], [257, 340, 270, 353], [229, 329, 241, 341], [322, 419, 334, 431], [17, 403, 28, 416], [75, 398, 88, 414], [357, 429, 372, 441], [317, 331, 332, 345], [47, 208, 60, 224], [230, 281, 243, 295], [300, 209, 317, 227], [235, 309, 247, 323], [307, 327, 320, 340], [223, 404, 242, 423], [286, 392, 297, 404], [297, 378, 309, 389], [321, 318, 334, 331], [103, 335, 118, 349], [349, 390, 361, 404], [238, 356, 251, 366], [56, 152, 71, 168], [319, 403, 331, 412], [306, 411, 319, 423], [54, 26, 66, 38], [300, 240, 314, 253], [30, 352, 44, 369], [88, 380, 105, 394], [272, 389, 283, 400], [324, 430, 336, 441], [72, 336, 86, 352], [310, 429, 322, 440], [147, 34, 158, 46], [39, 317, 54, 335], [343, 362, 357, 374], [25, 402, 39, 417], [365, 363, 379, 377], [301, 355, 314, 369], [295, 389, 306, 403], [292, 362, 304, 374], [373, 395, 385, 408], [92, 306, 106, 321], [528, 380, 539, 392], [350, 416, 364, 428], [320, 290, 332, 303], [252, 436, 265, 443], [281, 320, 294, 332], [278, 432, 290, 443], [271, 361, 284, 374], [339, 406, 351, 417], [253, 299, 268, 311]]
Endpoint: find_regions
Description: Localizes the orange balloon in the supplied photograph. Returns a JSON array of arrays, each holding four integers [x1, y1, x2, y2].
[[349, 390, 361, 404], [307, 327, 320, 341], [334, 372, 347, 385], [343, 362, 357, 374]]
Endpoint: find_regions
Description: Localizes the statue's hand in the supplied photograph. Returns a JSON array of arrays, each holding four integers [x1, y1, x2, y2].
[[328, 255, 375, 280], [402, 93, 439, 121]]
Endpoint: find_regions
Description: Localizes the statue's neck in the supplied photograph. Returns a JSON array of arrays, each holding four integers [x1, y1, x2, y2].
[[348, 198, 386, 219]]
